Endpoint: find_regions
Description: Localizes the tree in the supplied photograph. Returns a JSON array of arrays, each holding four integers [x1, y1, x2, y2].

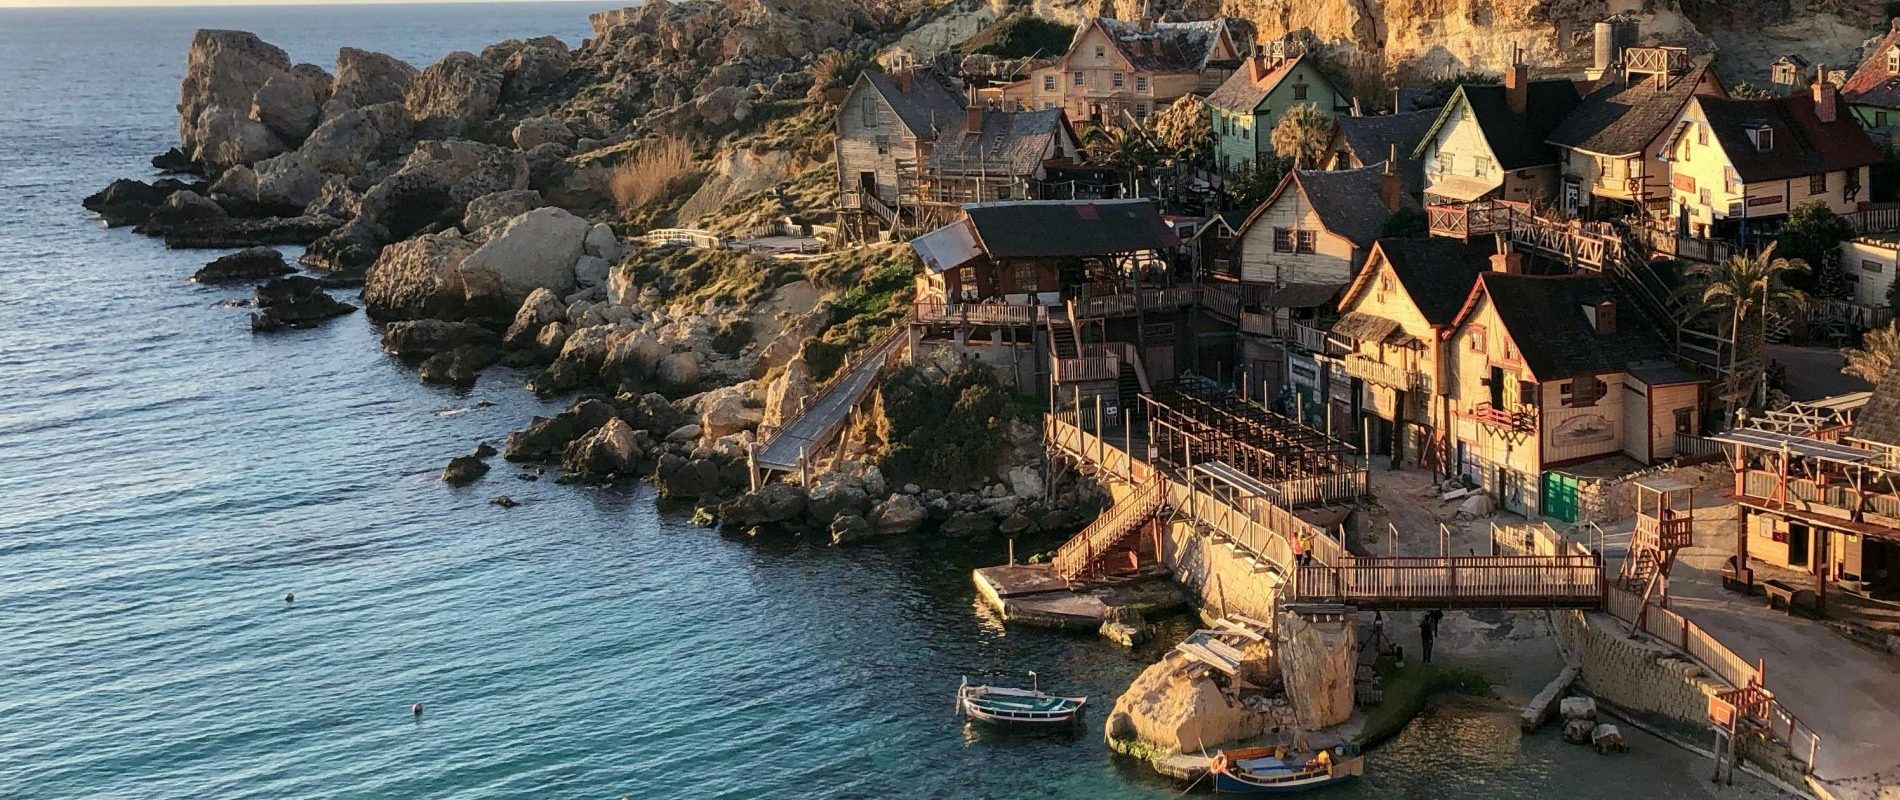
[[1678, 242, 1810, 413], [1843, 323, 1900, 384], [1379, 206, 1429, 239], [1086, 124, 1159, 196], [1727, 81, 1778, 100], [1152, 95, 1212, 165], [1269, 103, 1334, 168], [1775, 200, 1855, 297], [1228, 156, 1291, 210]]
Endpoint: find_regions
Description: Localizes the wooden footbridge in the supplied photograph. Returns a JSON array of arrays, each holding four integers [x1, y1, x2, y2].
[[1046, 390, 1605, 610], [754, 323, 909, 474]]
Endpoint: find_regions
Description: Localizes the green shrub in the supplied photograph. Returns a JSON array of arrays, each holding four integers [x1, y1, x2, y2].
[[956, 12, 1076, 58], [875, 361, 1015, 487]]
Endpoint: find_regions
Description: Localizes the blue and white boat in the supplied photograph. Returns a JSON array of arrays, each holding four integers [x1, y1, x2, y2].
[[956, 674, 1086, 726], [1208, 744, 1363, 794]]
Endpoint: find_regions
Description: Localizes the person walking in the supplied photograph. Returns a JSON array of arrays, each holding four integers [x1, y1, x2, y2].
[[1418, 609, 1444, 663]]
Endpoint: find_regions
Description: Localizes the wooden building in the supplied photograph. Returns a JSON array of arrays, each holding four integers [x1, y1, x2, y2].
[[1414, 50, 1583, 206], [1204, 52, 1346, 175], [915, 106, 1081, 227], [991, 16, 1240, 127], [1230, 163, 1414, 292], [1545, 50, 1724, 220], [834, 67, 965, 240], [1841, 20, 1900, 149], [1327, 109, 1437, 199]]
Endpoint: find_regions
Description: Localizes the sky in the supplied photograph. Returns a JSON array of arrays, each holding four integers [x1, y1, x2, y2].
[[0, 0, 595, 7]]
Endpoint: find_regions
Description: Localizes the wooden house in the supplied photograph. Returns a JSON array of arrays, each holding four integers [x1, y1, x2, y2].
[[1327, 108, 1438, 199], [1442, 269, 1705, 516], [1772, 54, 1811, 91], [1545, 53, 1724, 220], [834, 67, 965, 240], [1842, 20, 1900, 148], [992, 16, 1240, 127], [916, 106, 1081, 225], [1230, 163, 1414, 294], [1659, 79, 1882, 240], [1204, 53, 1346, 175], [1414, 52, 1583, 206]]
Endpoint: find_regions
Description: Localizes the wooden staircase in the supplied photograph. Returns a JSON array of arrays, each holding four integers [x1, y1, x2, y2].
[[1045, 311, 1079, 360], [1622, 510, 1692, 632], [1052, 475, 1167, 582]]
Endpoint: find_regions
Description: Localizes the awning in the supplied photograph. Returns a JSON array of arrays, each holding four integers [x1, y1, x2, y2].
[[910, 220, 982, 273], [1261, 282, 1347, 309], [1331, 311, 1400, 344], [1425, 174, 1502, 203]]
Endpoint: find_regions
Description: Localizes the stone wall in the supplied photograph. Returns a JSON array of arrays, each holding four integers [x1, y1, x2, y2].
[[1278, 611, 1357, 729]]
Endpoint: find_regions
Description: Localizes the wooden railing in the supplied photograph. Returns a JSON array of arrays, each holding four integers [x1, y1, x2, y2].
[[1848, 203, 1900, 234], [1201, 284, 1240, 321], [1262, 470, 1369, 508], [912, 301, 1043, 326], [1673, 432, 1724, 463], [1070, 286, 1201, 319], [1289, 322, 1333, 355], [1636, 513, 1694, 551], [1641, 226, 1735, 265], [1343, 355, 1430, 393], [1238, 311, 1276, 337], [1427, 200, 1519, 238], [1291, 555, 1603, 608], [1464, 403, 1538, 433], [642, 228, 725, 249], [1053, 475, 1165, 579]]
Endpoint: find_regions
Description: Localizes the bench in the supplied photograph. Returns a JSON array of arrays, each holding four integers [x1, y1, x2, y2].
[[1763, 579, 1816, 615]]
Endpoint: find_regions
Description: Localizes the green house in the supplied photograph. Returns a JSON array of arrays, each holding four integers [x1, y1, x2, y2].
[[1205, 54, 1344, 175]]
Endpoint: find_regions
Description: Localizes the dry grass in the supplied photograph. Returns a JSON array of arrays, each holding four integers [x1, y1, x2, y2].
[[610, 136, 697, 213]]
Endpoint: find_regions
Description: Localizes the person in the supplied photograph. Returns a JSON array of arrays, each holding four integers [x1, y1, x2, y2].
[[1418, 609, 1444, 663]]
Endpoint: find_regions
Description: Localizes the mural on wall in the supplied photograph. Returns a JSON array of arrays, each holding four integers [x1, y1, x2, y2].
[[1552, 413, 1615, 446]]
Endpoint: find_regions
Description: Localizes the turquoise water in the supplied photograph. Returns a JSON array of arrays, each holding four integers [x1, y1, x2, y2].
[[0, 4, 1781, 798]]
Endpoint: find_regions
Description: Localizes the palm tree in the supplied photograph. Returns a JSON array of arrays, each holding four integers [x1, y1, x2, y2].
[[1269, 102, 1334, 169], [1086, 124, 1157, 197], [1843, 323, 1900, 384], [1678, 242, 1809, 414]]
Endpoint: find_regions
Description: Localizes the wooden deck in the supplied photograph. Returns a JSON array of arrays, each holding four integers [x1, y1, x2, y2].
[[755, 326, 907, 472]]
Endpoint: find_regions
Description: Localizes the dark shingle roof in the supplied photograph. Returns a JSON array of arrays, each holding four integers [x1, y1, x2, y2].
[[1431, 81, 1583, 169], [1547, 68, 1716, 156], [1296, 165, 1419, 248], [1204, 56, 1303, 113], [1853, 363, 1900, 447], [1843, 24, 1900, 110], [963, 199, 1179, 258], [926, 108, 1068, 176], [860, 68, 965, 139], [1691, 94, 1883, 183], [1335, 110, 1437, 195], [1371, 238, 1490, 326], [1090, 18, 1230, 74], [1473, 273, 1676, 381]]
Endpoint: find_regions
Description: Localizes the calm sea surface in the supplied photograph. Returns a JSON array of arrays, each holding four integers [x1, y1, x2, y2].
[[0, 4, 1779, 798]]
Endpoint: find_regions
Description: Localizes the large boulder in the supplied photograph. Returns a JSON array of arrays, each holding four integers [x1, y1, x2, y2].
[[191, 246, 291, 283], [379, 319, 497, 359], [493, 37, 572, 103], [83, 178, 203, 227], [1278, 613, 1357, 730], [177, 30, 298, 168], [653, 351, 702, 393], [503, 287, 566, 348], [416, 344, 500, 386], [454, 207, 584, 313], [528, 323, 620, 395], [250, 68, 328, 145], [324, 48, 417, 119], [190, 105, 287, 171], [249, 275, 355, 331], [584, 223, 622, 263], [149, 190, 227, 227], [1106, 641, 1278, 758], [718, 482, 807, 527], [511, 115, 575, 151], [461, 188, 544, 234], [760, 353, 813, 431], [504, 397, 617, 461], [562, 417, 644, 478], [300, 216, 384, 277], [404, 51, 502, 139], [360, 231, 478, 320], [211, 151, 322, 214], [697, 386, 760, 439], [653, 453, 726, 500], [868, 494, 927, 535]]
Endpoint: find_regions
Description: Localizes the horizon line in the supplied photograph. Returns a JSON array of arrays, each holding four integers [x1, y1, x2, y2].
[[0, 0, 618, 8]]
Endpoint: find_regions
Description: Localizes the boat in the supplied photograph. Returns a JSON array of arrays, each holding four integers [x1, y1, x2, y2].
[[955, 674, 1086, 726], [1208, 744, 1364, 794]]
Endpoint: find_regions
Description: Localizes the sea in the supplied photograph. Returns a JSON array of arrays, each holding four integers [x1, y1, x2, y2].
[[0, 3, 1785, 798]]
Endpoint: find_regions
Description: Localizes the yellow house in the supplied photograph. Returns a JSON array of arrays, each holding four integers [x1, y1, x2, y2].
[[1414, 59, 1582, 206], [1329, 238, 1490, 469], [1659, 81, 1882, 239], [1443, 269, 1705, 516], [993, 16, 1239, 127], [1229, 164, 1413, 295], [1544, 62, 1724, 219]]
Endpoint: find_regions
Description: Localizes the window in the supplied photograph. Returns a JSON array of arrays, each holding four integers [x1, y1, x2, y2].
[[874, 135, 889, 155], [1073, 71, 1084, 86], [1723, 167, 1740, 195], [860, 97, 877, 126], [1810, 173, 1828, 195], [1135, 76, 1148, 92], [1519, 381, 1536, 407], [1472, 155, 1492, 177], [1864, 259, 1885, 274], [1134, 104, 1148, 121], [1889, 46, 1899, 72], [1674, 408, 1693, 436], [1012, 263, 1036, 291], [1880, 111, 1892, 128], [1696, 123, 1708, 146], [1112, 72, 1124, 88], [1043, 75, 1055, 92], [1293, 83, 1308, 100], [1296, 230, 1316, 254], [1699, 187, 1711, 207], [1562, 375, 1604, 407], [1468, 325, 1486, 353], [1272, 227, 1294, 252], [1753, 126, 1774, 152], [1095, 45, 1106, 60]]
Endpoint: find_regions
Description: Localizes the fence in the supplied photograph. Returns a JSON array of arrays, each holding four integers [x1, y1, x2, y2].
[[1262, 470, 1369, 508], [1848, 202, 1900, 234], [912, 301, 1044, 326], [642, 228, 725, 249], [1672, 433, 1725, 463], [1290, 555, 1603, 608]]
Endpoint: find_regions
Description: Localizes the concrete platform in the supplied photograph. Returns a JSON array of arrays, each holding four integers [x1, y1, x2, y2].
[[973, 564, 1190, 630]]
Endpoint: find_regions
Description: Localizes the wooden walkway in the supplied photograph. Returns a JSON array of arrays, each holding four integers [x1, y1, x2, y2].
[[756, 327, 907, 472], [1045, 414, 1604, 610]]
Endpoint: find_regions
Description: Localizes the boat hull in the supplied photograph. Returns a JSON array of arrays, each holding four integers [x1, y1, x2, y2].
[[956, 682, 1086, 726]]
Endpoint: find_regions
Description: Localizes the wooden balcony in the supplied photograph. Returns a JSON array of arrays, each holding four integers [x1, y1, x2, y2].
[[1738, 468, 1900, 531], [1636, 513, 1694, 551], [1463, 403, 1538, 434], [1344, 355, 1430, 394], [1624, 46, 1691, 76], [1427, 200, 1517, 239], [1288, 322, 1337, 356], [1070, 286, 1200, 320], [912, 301, 1043, 327]]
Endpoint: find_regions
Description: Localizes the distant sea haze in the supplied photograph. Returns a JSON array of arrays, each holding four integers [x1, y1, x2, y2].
[[0, 3, 1779, 798]]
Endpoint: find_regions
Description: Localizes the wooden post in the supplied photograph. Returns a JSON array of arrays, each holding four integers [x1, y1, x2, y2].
[[747, 441, 761, 492], [1095, 394, 1105, 470], [799, 446, 810, 486]]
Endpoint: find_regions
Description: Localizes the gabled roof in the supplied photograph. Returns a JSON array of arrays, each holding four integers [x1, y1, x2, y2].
[[1339, 238, 1490, 325], [961, 199, 1179, 259], [926, 108, 1072, 176], [1334, 109, 1437, 195], [1681, 93, 1882, 183], [1418, 80, 1582, 169], [1546, 66, 1721, 157], [1844, 21, 1900, 111], [1852, 362, 1900, 447], [856, 68, 966, 139], [1238, 165, 1417, 250], [1205, 55, 1314, 113], [1078, 17, 1233, 74], [1451, 272, 1677, 382]]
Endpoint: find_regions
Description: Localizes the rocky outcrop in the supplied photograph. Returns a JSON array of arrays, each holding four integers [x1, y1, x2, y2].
[[454, 207, 585, 313], [298, 100, 410, 175], [442, 442, 497, 484], [249, 275, 355, 331], [191, 246, 291, 283], [149, 190, 227, 227], [461, 189, 544, 234], [529, 323, 622, 395], [417, 344, 500, 386], [250, 67, 329, 145], [488, 37, 573, 103], [1105, 640, 1280, 759], [502, 287, 566, 348], [696, 385, 761, 439], [83, 179, 204, 227], [867, 493, 926, 535], [760, 353, 813, 432], [504, 397, 618, 461], [653, 452, 730, 500], [177, 30, 302, 169], [324, 48, 417, 119], [718, 482, 808, 528], [1277, 612, 1356, 730], [404, 51, 502, 139], [361, 231, 478, 320], [563, 417, 647, 478], [379, 318, 497, 358]]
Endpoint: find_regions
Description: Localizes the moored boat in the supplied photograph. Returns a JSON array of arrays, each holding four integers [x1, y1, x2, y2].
[[1208, 744, 1363, 794], [955, 674, 1086, 726]]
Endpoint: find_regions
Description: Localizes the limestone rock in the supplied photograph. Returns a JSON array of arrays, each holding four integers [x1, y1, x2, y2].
[[718, 482, 807, 527], [572, 255, 611, 288], [504, 397, 617, 461], [191, 106, 287, 171], [249, 275, 355, 331], [191, 246, 291, 283], [1006, 466, 1045, 500], [416, 344, 500, 386], [697, 386, 760, 439], [828, 514, 874, 546], [1278, 612, 1356, 730], [379, 319, 497, 359], [454, 207, 584, 313], [1560, 697, 1597, 722], [1106, 644, 1275, 757], [563, 417, 644, 478], [868, 494, 926, 535], [583, 223, 621, 262], [1563, 717, 1596, 744], [529, 323, 618, 395], [941, 511, 996, 539], [653, 453, 726, 500], [761, 353, 813, 431], [404, 51, 502, 138], [503, 287, 565, 348], [1591, 723, 1626, 754], [512, 115, 575, 151], [653, 350, 702, 393], [494, 37, 572, 103], [250, 70, 326, 144], [324, 47, 417, 118], [177, 30, 296, 168], [84, 178, 203, 227], [216, 151, 322, 214], [442, 454, 489, 485], [150, 190, 227, 227], [461, 188, 544, 234], [299, 100, 409, 175], [360, 231, 477, 320]]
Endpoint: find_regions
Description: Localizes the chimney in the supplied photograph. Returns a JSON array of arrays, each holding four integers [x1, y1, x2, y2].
[[1351, 97, 1363, 117], [1813, 64, 1839, 124], [1250, 53, 1269, 82], [1505, 44, 1530, 116], [1593, 299, 1617, 335], [965, 85, 983, 133], [1490, 245, 1523, 274], [894, 70, 912, 93], [1379, 144, 1402, 212]]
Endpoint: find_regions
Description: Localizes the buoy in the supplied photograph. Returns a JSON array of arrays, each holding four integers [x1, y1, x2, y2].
[[412, 703, 424, 717], [284, 592, 294, 603]]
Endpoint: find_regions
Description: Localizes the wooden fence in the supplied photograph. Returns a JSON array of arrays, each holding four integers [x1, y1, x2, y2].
[[1290, 555, 1603, 608], [912, 301, 1044, 326]]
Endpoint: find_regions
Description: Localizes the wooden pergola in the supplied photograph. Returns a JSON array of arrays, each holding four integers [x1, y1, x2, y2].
[[1143, 378, 1365, 492]]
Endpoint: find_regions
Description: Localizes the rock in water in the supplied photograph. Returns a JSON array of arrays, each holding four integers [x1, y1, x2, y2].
[[416, 344, 501, 386], [192, 246, 291, 283], [562, 417, 644, 478], [1563, 718, 1596, 745], [489, 494, 519, 508], [361, 231, 479, 320], [717, 483, 808, 528], [249, 275, 355, 331], [177, 30, 302, 169], [502, 287, 565, 349], [82, 178, 205, 227], [380, 319, 498, 359], [1590, 723, 1626, 754], [868, 495, 926, 535], [454, 207, 585, 313], [441, 454, 490, 485], [503, 398, 617, 461], [1559, 696, 1597, 722]]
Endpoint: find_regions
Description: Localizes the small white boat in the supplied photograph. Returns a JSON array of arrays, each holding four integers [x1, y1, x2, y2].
[[956, 674, 1086, 726]]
